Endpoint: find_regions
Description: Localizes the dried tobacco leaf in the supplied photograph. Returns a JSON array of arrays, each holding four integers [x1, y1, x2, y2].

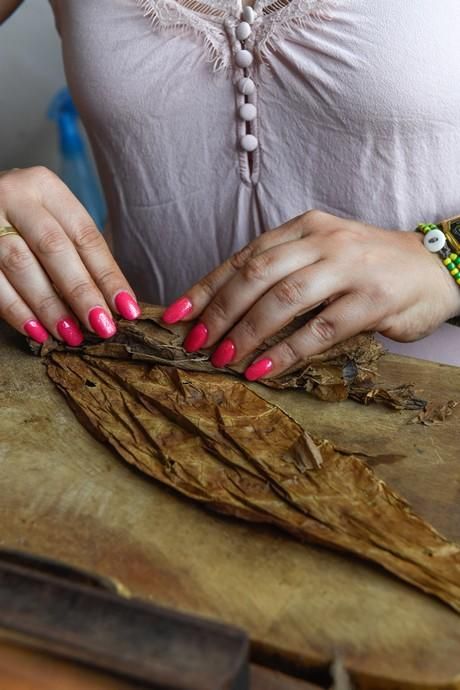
[[349, 383, 427, 410], [408, 400, 459, 426], [47, 352, 460, 613], [31, 303, 425, 410]]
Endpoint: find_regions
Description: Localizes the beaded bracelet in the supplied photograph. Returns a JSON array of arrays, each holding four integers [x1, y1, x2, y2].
[[417, 217, 460, 287]]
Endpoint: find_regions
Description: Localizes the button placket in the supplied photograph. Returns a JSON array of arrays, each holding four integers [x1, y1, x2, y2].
[[230, 8, 260, 185], [243, 76, 260, 182]]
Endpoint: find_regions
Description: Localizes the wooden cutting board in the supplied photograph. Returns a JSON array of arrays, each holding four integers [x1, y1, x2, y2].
[[1, 322, 460, 689]]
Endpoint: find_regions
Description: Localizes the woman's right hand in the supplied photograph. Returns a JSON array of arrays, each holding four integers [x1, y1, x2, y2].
[[0, 166, 140, 346]]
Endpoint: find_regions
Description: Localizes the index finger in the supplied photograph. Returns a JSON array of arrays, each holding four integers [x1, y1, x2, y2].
[[38, 171, 140, 320], [162, 214, 308, 324]]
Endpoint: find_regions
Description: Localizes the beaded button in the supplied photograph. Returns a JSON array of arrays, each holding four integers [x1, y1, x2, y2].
[[236, 21, 251, 41], [237, 76, 256, 95], [239, 103, 257, 121], [242, 6, 256, 24], [240, 134, 258, 152], [235, 49, 253, 68], [424, 228, 446, 253]]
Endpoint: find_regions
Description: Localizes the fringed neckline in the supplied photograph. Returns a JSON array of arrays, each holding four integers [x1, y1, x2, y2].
[[138, 0, 336, 72]]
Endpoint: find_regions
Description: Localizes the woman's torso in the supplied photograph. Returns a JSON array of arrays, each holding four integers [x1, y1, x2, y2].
[[49, 0, 460, 362]]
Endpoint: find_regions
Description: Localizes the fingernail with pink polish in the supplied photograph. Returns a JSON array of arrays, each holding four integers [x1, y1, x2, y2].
[[183, 322, 208, 353], [163, 296, 193, 324], [24, 319, 49, 344], [244, 357, 273, 382], [115, 291, 141, 320], [57, 317, 84, 347], [89, 307, 117, 339], [211, 339, 236, 368]]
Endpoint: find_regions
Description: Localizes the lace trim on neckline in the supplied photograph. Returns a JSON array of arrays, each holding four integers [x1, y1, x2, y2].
[[138, 0, 336, 72]]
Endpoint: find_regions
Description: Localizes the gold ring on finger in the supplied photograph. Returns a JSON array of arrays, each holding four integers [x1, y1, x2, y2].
[[0, 226, 20, 239]]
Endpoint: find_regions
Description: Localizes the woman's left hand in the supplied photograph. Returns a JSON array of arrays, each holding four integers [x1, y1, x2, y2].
[[162, 210, 460, 381]]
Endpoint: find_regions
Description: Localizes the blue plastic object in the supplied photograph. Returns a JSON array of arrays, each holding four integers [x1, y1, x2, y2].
[[48, 88, 107, 231]]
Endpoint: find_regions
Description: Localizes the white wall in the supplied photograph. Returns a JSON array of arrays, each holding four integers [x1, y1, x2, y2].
[[0, 0, 66, 172]]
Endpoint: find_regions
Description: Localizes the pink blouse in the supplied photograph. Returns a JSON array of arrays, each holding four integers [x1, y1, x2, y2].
[[49, 0, 460, 364]]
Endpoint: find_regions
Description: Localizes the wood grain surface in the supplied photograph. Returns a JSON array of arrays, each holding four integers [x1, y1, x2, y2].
[[1, 324, 460, 689]]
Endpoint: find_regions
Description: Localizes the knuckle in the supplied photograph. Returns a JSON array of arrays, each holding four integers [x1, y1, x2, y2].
[[199, 276, 218, 301], [73, 224, 103, 252], [304, 208, 323, 223], [296, 209, 323, 231], [331, 227, 352, 250], [96, 268, 120, 288], [0, 170, 21, 199], [238, 318, 258, 341], [308, 315, 336, 344], [36, 293, 60, 314], [365, 282, 386, 303], [250, 233, 273, 253], [241, 254, 272, 283], [229, 245, 253, 272], [205, 297, 228, 327], [29, 165, 55, 182], [26, 166, 58, 191], [0, 169, 13, 187], [2, 297, 23, 322], [277, 339, 300, 365], [36, 228, 68, 256], [0, 167, 57, 203], [357, 278, 389, 310], [67, 280, 96, 303], [273, 277, 304, 307], [0, 245, 34, 273]]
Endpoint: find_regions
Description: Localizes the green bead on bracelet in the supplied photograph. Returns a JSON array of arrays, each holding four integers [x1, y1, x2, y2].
[[443, 253, 460, 285], [418, 223, 438, 233]]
